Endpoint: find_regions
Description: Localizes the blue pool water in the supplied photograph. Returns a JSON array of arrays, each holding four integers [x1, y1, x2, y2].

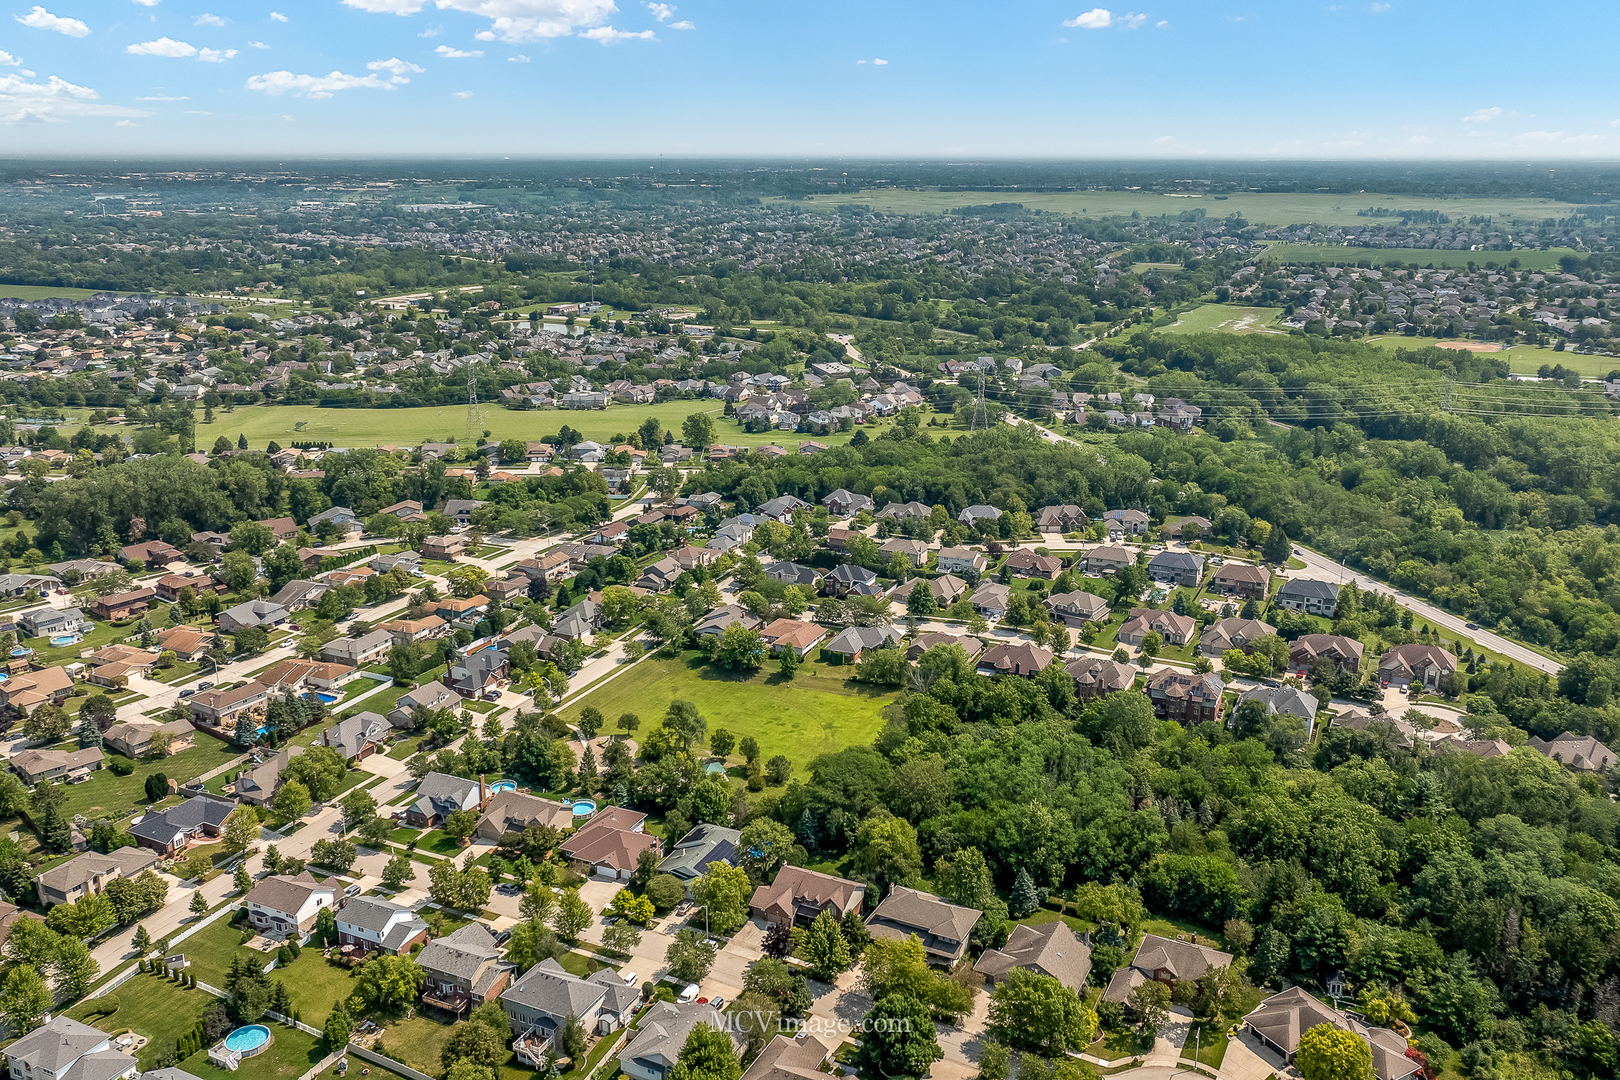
[[489, 780, 516, 793], [314, 692, 340, 705], [50, 635, 77, 647], [572, 799, 597, 816], [9, 647, 29, 657], [224, 1026, 271, 1054]]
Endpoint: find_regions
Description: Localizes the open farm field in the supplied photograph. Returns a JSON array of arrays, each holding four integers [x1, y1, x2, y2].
[[105, 401, 864, 450], [788, 189, 1587, 229]]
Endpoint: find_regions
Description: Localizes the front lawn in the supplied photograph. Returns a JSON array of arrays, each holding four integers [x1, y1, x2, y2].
[[561, 650, 897, 772], [1181, 1021, 1229, 1068]]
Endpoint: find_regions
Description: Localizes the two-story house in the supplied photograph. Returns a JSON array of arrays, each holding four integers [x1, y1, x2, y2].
[[4, 1015, 138, 1080], [242, 872, 336, 940], [420, 922, 514, 1016], [335, 895, 430, 955], [405, 771, 488, 828], [35, 847, 159, 907]]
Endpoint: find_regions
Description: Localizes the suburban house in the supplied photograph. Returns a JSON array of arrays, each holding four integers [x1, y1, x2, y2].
[[1146, 550, 1204, 588], [1210, 563, 1271, 600], [10, 745, 103, 784], [824, 563, 882, 598], [759, 619, 826, 658], [500, 958, 641, 1060], [1377, 644, 1459, 690], [1290, 634, 1365, 676], [321, 712, 389, 761], [35, 847, 159, 907], [936, 547, 988, 577], [554, 599, 602, 640], [619, 1003, 738, 1080], [188, 682, 270, 736], [447, 649, 510, 699], [1199, 617, 1274, 658], [380, 616, 449, 644], [866, 884, 981, 967], [256, 658, 356, 694], [1144, 668, 1225, 723], [18, 606, 86, 638], [1117, 608, 1196, 647], [127, 794, 237, 857], [217, 599, 291, 634], [976, 642, 1056, 679], [1275, 578, 1341, 618], [405, 772, 488, 828], [3, 1015, 139, 1080], [763, 560, 821, 589], [243, 872, 336, 940], [1067, 656, 1136, 699], [153, 625, 216, 661], [1102, 509, 1150, 538], [1168, 516, 1212, 540], [387, 680, 459, 727], [119, 541, 182, 568], [1084, 545, 1134, 575], [658, 823, 743, 884], [974, 920, 1092, 993], [559, 807, 659, 881], [475, 790, 576, 843], [257, 517, 300, 544], [435, 596, 490, 626], [906, 632, 984, 663], [739, 1037, 832, 1080], [422, 534, 466, 561], [822, 624, 904, 663], [0, 572, 59, 600], [1237, 685, 1321, 736], [1244, 987, 1420, 1080], [420, 922, 514, 1015], [822, 489, 874, 518], [927, 573, 971, 607], [0, 666, 76, 715], [1036, 504, 1087, 534], [1527, 732, 1617, 772], [970, 582, 1011, 620], [234, 745, 303, 807], [320, 629, 395, 667], [694, 605, 763, 640], [103, 718, 194, 759], [1004, 549, 1062, 579], [958, 505, 1002, 529], [335, 895, 430, 955], [875, 501, 930, 523], [756, 495, 811, 523], [750, 865, 866, 928], [373, 551, 423, 576], [87, 592, 157, 625], [1104, 933, 1233, 1004], [156, 573, 226, 604], [1045, 590, 1110, 626]]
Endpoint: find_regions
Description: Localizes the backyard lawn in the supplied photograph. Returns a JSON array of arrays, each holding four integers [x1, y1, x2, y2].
[[69, 972, 219, 1070], [562, 649, 898, 772], [55, 736, 245, 822], [183, 915, 360, 1026]]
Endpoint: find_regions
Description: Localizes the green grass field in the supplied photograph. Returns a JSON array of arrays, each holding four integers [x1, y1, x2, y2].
[[784, 189, 1588, 229], [0, 284, 125, 300], [564, 650, 897, 771], [1160, 305, 1286, 336], [166, 401, 866, 451], [1258, 243, 1578, 272], [1364, 335, 1617, 378], [56, 736, 244, 823]]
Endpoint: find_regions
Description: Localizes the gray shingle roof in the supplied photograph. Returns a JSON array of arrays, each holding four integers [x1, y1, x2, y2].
[[419, 921, 501, 981], [6, 1015, 110, 1072], [501, 957, 608, 1025]]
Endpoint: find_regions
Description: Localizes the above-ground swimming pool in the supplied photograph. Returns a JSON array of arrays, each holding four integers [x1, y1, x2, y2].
[[9, 647, 29, 657], [489, 780, 516, 793], [49, 635, 78, 647], [572, 799, 596, 816], [223, 1025, 272, 1056]]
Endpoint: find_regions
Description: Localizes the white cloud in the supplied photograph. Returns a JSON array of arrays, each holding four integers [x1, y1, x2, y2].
[[127, 36, 196, 56], [131, 0, 159, 6], [16, 6, 90, 36], [249, 39, 268, 47], [668, 19, 691, 29], [434, 44, 482, 56], [507, 52, 529, 60], [1063, 8, 1112, 28], [367, 55, 424, 82], [244, 68, 391, 98], [1408, 134, 1431, 144], [452, 89, 472, 96], [646, 1, 672, 20], [872, 57, 887, 64], [1370, 1, 1390, 9], [269, 9, 287, 18], [1461, 106, 1504, 123], [418, 23, 441, 35], [1119, 12, 1146, 27], [0, 72, 144, 122], [0, 49, 32, 74], [1152, 135, 1172, 144], [135, 93, 185, 99], [1156, 19, 1167, 26], [580, 25, 652, 42], [197, 46, 235, 61], [194, 12, 224, 25], [344, 0, 622, 43], [115, 118, 135, 125]]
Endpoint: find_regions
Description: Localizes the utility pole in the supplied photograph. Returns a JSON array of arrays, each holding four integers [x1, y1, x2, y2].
[[466, 369, 483, 443], [971, 371, 988, 431]]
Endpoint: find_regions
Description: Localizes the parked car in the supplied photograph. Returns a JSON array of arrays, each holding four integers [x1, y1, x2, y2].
[[679, 984, 700, 1003], [178, 689, 195, 698], [197, 682, 213, 691], [621, 971, 638, 985]]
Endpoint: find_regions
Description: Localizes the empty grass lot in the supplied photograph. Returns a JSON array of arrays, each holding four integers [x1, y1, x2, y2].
[[56, 737, 245, 822], [161, 401, 865, 452], [562, 649, 898, 772], [1160, 305, 1285, 336]]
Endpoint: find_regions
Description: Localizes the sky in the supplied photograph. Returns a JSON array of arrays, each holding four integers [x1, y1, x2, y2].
[[0, 0, 1617, 158]]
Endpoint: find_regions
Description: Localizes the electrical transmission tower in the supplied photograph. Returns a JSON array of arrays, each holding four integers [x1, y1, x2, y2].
[[971, 371, 988, 431], [466, 369, 484, 442]]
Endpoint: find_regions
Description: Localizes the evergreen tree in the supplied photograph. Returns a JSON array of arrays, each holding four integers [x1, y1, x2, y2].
[[1009, 869, 1041, 918]]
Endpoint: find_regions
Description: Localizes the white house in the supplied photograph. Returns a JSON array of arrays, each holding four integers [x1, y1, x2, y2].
[[336, 895, 430, 954], [4, 1015, 138, 1080], [242, 872, 336, 940]]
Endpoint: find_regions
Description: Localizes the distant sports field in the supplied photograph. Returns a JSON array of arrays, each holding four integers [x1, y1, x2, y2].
[[788, 189, 1586, 230], [173, 400, 864, 450], [1160, 305, 1285, 336], [0, 284, 124, 300]]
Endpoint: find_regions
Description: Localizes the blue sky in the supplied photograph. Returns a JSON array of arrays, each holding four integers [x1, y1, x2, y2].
[[0, 0, 1616, 157]]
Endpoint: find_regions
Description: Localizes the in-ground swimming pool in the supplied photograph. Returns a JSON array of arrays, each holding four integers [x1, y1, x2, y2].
[[489, 780, 516, 793], [572, 799, 597, 816], [223, 1025, 272, 1056], [313, 692, 340, 705], [49, 635, 78, 647]]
